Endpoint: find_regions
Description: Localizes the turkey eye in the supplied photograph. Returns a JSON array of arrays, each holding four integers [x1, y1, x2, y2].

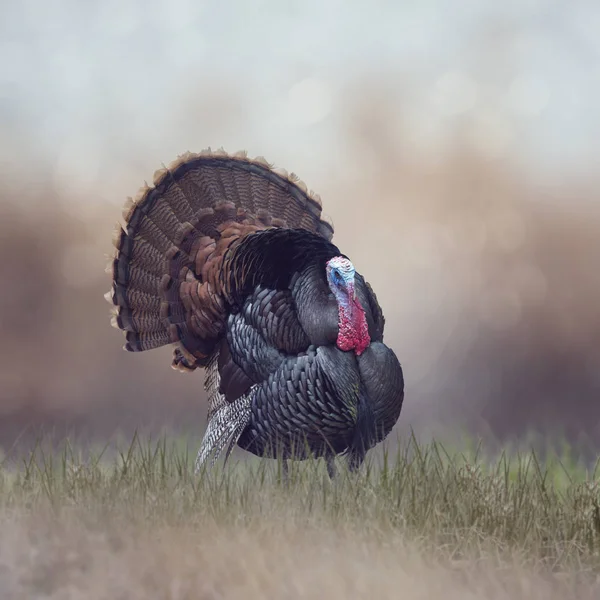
[[333, 270, 343, 284]]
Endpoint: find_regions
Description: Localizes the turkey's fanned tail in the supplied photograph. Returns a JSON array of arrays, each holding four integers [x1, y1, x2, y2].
[[105, 148, 335, 369]]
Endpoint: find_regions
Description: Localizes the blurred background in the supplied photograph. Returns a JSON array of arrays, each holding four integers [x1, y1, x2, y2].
[[1, 0, 599, 453]]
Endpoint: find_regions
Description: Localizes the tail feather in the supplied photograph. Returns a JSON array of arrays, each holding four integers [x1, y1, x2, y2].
[[111, 259, 162, 297], [124, 329, 173, 352], [124, 202, 176, 252], [111, 309, 163, 333], [115, 235, 166, 278], [151, 168, 197, 222], [231, 163, 255, 214], [106, 287, 161, 313]]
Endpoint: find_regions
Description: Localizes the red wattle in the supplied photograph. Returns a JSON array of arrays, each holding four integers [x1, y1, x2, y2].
[[336, 299, 371, 355]]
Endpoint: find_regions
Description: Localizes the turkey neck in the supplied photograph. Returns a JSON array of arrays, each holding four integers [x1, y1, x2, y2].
[[291, 264, 371, 354]]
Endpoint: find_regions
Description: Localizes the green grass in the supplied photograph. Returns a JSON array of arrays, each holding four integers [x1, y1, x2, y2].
[[2, 433, 600, 598], [2, 434, 600, 563]]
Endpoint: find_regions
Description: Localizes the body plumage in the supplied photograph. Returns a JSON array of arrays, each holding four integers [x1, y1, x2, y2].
[[106, 150, 404, 475]]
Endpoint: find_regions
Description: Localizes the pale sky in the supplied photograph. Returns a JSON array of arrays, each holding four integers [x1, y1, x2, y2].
[[1, 0, 599, 196]]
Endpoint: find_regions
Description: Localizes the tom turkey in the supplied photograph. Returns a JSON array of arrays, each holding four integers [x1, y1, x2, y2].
[[106, 149, 404, 476]]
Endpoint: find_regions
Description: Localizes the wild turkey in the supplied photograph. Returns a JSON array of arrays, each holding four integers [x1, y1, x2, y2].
[[106, 149, 404, 476]]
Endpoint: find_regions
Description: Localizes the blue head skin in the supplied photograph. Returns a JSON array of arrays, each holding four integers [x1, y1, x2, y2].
[[326, 256, 356, 303]]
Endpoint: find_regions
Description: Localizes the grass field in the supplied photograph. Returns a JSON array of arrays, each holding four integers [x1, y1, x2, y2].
[[1, 434, 600, 599]]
